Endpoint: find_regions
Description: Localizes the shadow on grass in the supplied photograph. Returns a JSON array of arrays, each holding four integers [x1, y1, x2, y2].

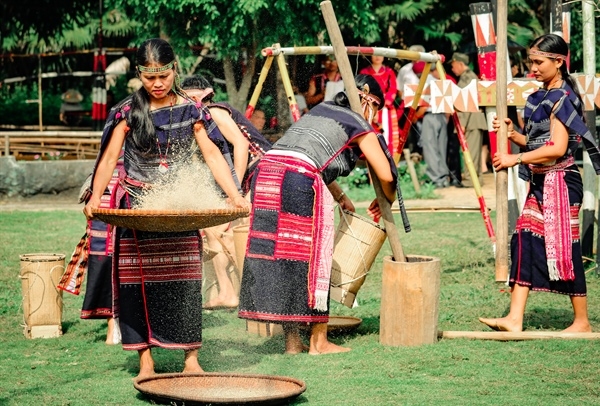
[[525, 306, 588, 330], [357, 315, 379, 335], [122, 337, 285, 377], [202, 311, 235, 329], [489, 303, 598, 331], [61, 319, 79, 335]]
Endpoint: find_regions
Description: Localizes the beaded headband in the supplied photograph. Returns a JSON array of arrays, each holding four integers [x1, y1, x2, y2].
[[528, 50, 567, 60], [357, 86, 381, 107], [137, 60, 175, 73], [357, 85, 381, 124]]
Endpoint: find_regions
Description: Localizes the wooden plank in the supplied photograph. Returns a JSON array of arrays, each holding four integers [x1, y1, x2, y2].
[[439, 330, 600, 341]]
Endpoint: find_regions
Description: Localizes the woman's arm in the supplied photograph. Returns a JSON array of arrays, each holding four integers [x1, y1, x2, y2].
[[354, 132, 396, 203], [208, 107, 250, 184], [492, 112, 569, 170], [83, 120, 127, 219], [327, 180, 355, 212], [194, 122, 249, 209]]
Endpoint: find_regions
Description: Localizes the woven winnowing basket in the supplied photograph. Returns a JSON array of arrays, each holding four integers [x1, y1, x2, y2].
[[330, 210, 386, 308], [92, 208, 249, 232]]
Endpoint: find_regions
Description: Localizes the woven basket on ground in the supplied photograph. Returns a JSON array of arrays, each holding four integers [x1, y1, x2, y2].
[[134, 372, 306, 405]]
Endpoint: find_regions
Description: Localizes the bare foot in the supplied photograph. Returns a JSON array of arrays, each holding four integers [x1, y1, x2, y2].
[[204, 297, 239, 310], [563, 322, 592, 333], [183, 350, 204, 373], [309, 341, 351, 355], [105, 318, 121, 345], [478, 317, 523, 332], [183, 365, 204, 373]]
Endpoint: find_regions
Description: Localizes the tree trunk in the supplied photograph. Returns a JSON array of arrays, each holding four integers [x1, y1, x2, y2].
[[223, 46, 257, 112]]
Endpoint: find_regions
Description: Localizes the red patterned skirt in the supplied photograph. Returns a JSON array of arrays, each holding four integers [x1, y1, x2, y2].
[[238, 152, 335, 324]]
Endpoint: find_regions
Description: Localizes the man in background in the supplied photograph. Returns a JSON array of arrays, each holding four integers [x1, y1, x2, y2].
[[59, 89, 84, 126], [305, 55, 343, 109], [450, 52, 487, 187], [413, 61, 449, 188]]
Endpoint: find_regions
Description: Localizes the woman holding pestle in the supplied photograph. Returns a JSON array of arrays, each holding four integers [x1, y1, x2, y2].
[[238, 74, 401, 354]]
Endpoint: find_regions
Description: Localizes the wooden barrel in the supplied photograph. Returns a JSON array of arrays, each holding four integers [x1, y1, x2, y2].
[[20, 253, 65, 339], [380, 255, 441, 346], [330, 210, 386, 308]]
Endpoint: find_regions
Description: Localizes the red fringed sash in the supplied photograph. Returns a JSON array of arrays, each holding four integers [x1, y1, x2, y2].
[[57, 228, 90, 295], [530, 156, 576, 281]]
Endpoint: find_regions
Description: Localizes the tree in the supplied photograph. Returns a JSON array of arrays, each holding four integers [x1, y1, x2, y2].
[[1, 1, 139, 86], [109, 0, 381, 111]]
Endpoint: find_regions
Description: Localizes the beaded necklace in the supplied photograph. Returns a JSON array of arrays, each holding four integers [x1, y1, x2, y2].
[[151, 92, 176, 173]]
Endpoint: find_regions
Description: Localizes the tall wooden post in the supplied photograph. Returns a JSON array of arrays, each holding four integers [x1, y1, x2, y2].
[[580, 1, 599, 269], [578, 3, 596, 259], [494, 0, 509, 281], [470, 2, 507, 280]]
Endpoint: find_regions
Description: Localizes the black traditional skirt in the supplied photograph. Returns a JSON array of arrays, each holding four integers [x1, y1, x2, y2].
[[510, 169, 586, 296]]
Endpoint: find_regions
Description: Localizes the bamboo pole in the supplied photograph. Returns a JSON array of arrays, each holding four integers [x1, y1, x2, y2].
[[439, 330, 600, 341], [395, 62, 432, 163], [245, 54, 274, 119], [275, 53, 302, 122], [262, 46, 443, 64], [37, 56, 43, 131], [436, 61, 496, 247], [495, 0, 509, 281], [320, 0, 406, 263], [403, 148, 421, 194]]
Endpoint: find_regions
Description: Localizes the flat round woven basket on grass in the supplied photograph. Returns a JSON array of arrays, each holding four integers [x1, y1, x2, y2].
[[133, 372, 306, 405], [92, 208, 249, 232]]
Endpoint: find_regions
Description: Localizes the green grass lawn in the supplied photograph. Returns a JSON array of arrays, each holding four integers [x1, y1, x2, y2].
[[1, 209, 600, 405]]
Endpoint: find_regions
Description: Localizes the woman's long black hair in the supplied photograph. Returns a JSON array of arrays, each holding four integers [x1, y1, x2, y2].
[[129, 38, 179, 152], [333, 74, 384, 112], [530, 33, 581, 102]]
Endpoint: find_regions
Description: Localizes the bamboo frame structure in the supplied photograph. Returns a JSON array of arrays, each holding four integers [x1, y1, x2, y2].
[[247, 37, 496, 248]]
